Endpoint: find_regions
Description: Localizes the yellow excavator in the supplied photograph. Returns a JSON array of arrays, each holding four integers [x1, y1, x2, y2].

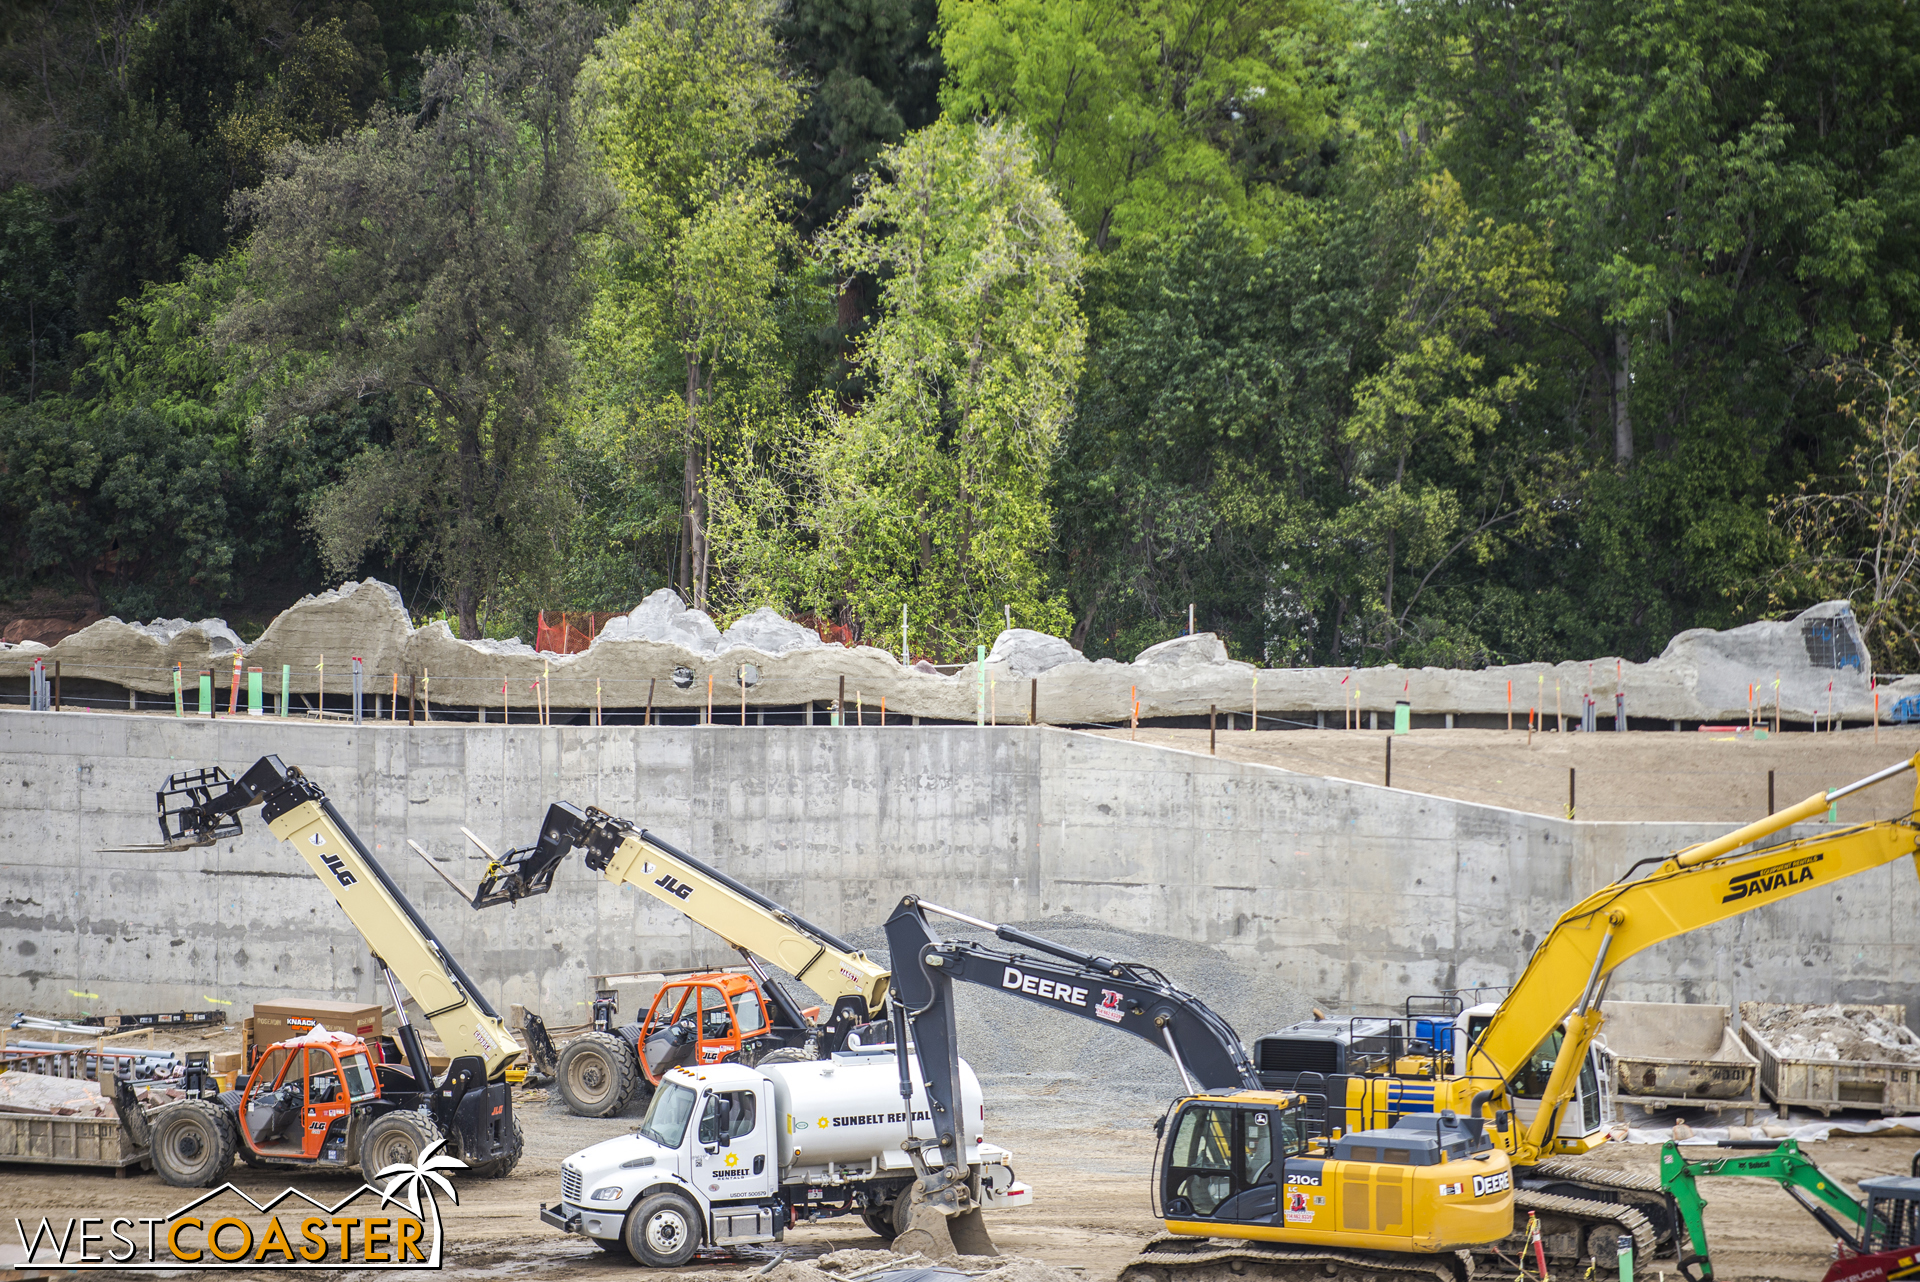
[[463, 802, 891, 1117], [1253, 752, 1920, 1267]]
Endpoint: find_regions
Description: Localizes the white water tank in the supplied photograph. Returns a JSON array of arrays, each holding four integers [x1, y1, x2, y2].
[[766, 1051, 986, 1170]]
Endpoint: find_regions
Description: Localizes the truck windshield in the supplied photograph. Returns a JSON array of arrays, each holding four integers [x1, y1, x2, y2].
[[640, 1082, 697, 1149]]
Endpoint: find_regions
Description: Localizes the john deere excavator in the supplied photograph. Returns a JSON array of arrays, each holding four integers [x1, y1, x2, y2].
[[465, 801, 891, 1117], [126, 756, 524, 1185], [1250, 752, 1920, 1268], [883, 897, 1516, 1281]]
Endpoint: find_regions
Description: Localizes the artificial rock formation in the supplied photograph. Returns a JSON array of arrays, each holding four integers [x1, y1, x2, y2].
[[0, 580, 1890, 724]]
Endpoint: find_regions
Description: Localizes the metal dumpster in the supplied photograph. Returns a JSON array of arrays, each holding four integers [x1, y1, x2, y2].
[[0, 1112, 146, 1173], [1739, 1002, 1920, 1117], [1604, 1001, 1760, 1100]]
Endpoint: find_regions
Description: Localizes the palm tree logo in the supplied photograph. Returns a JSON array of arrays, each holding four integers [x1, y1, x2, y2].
[[373, 1137, 468, 1218]]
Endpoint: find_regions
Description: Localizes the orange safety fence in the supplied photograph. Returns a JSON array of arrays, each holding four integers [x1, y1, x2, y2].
[[535, 611, 625, 655]]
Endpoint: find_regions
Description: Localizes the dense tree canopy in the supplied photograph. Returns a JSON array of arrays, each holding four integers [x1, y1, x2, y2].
[[5, 0, 1920, 664]]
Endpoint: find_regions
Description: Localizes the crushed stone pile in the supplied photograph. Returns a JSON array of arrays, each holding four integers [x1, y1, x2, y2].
[[844, 913, 1311, 1128], [0, 1072, 115, 1117], [1748, 1004, 1920, 1064]]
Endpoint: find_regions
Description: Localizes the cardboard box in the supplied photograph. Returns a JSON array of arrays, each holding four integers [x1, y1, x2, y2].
[[250, 1000, 383, 1058], [211, 1051, 245, 1075]]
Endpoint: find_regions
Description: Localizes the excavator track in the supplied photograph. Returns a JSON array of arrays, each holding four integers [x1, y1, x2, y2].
[[1119, 1234, 1473, 1282], [1493, 1190, 1656, 1267]]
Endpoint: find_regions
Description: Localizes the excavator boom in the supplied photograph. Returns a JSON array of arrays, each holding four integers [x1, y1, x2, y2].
[[154, 756, 523, 1078], [1463, 753, 1920, 1163]]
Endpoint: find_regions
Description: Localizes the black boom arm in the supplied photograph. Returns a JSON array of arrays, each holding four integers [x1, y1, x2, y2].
[[884, 895, 1258, 1179]]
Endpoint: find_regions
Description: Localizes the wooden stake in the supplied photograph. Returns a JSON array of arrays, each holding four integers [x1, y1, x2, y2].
[[707, 674, 714, 725], [838, 675, 846, 727], [1768, 769, 1775, 815], [645, 677, 655, 726], [408, 673, 416, 725], [1384, 736, 1392, 788], [1568, 768, 1576, 820], [1210, 705, 1217, 755], [1030, 678, 1038, 726]]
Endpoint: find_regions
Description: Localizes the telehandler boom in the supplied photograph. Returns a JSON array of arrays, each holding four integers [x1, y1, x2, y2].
[[468, 802, 890, 1115], [1253, 752, 1920, 1265], [132, 756, 523, 1185]]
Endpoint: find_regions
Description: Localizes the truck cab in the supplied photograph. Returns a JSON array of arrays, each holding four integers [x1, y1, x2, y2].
[[543, 1056, 1030, 1267]]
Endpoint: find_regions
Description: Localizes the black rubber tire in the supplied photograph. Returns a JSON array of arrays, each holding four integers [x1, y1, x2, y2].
[[594, 1235, 630, 1255], [891, 1184, 914, 1236], [754, 1047, 815, 1066], [216, 1091, 266, 1167], [465, 1114, 523, 1179], [557, 1031, 640, 1118], [860, 1207, 898, 1240], [622, 1189, 702, 1267], [358, 1111, 440, 1178], [150, 1100, 238, 1187]]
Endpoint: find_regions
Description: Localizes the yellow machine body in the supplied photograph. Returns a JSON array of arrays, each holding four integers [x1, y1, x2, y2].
[[1157, 1090, 1515, 1252]]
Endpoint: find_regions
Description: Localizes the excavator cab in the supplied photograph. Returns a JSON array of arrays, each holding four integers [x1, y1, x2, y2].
[[1161, 1093, 1309, 1221]]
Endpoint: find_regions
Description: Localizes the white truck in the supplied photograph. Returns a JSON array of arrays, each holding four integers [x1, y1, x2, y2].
[[541, 1047, 1030, 1265]]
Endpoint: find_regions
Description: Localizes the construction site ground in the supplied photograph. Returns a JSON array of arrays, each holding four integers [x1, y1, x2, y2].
[[2, 1023, 1914, 1281], [1103, 726, 1920, 823]]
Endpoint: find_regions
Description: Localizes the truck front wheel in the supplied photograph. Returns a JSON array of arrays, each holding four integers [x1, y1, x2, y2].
[[151, 1101, 237, 1187], [622, 1190, 702, 1267], [558, 1032, 640, 1117]]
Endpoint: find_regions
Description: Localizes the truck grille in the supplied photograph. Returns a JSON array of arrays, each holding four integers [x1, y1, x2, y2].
[[561, 1163, 582, 1203]]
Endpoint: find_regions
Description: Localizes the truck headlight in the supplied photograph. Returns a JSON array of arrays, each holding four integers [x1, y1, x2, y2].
[[589, 1186, 624, 1202]]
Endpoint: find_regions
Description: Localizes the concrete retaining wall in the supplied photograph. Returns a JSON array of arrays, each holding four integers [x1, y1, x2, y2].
[[3, 715, 1913, 1027]]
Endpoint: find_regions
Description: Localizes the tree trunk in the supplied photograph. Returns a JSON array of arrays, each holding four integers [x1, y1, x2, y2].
[[681, 355, 701, 602], [457, 582, 478, 642], [1612, 327, 1633, 462], [457, 418, 482, 639]]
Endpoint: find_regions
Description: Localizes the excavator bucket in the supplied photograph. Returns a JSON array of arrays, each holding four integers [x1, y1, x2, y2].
[[893, 1185, 999, 1259], [893, 1146, 999, 1259]]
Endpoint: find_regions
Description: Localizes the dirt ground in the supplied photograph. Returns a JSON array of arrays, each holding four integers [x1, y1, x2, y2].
[[1101, 726, 1920, 823], [1, 1037, 1914, 1281]]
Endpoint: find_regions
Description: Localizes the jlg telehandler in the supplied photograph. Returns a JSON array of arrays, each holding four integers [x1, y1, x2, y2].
[[465, 802, 890, 1117], [123, 757, 524, 1187]]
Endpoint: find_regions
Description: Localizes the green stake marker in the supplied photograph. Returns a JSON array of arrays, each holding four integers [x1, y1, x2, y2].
[[280, 664, 291, 718], [198, 671, 213, 718], [173, 667, 183, 717], [248, 667, 263, 716]]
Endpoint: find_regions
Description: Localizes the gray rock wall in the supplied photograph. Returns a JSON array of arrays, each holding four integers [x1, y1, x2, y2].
[[0, 581, 1892, 725]]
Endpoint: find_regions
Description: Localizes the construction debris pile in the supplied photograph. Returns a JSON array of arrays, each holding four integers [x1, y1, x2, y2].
[[687, 1247, 1083, 1282], [0, 578, 1893, 724], [1749, 1004, 1920, 1064], [0, 1071, 115, 1117]]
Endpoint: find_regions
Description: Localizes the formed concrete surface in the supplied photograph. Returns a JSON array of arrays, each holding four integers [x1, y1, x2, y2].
[[2, 716, 1913, 1027], [0, 581, 1898, 725]]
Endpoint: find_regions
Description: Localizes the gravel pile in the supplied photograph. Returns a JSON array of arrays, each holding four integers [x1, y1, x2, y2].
[[844, 913, 1312, 1128], [1749, 1004, 1920, 1064]]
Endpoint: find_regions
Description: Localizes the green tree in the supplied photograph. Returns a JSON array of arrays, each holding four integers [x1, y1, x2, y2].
[[1767, 338, 1920, 670], [219, 0, 612, 639], [576, 0, 804, 611], [720, 119, 1084, 657], [937, 0, 1342, 250]]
